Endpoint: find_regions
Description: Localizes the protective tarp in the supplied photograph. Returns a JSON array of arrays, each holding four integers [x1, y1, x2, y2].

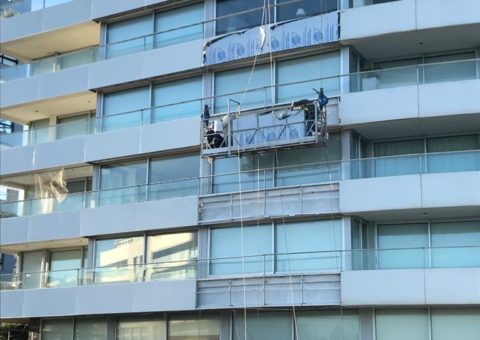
[[203, 11, 338, 65], [34, 169, 68, 214]]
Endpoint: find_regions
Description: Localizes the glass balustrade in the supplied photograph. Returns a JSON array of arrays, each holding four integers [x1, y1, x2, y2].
[[0, 0, 71, 19], [0, 150, 478, 218], [1, 58, 478, 149], [2, 246, 478, 290]]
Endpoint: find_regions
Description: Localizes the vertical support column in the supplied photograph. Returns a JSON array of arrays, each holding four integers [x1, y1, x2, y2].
[[342, 216, 352, 271], [341, 129, 352, 180], [197, 228, 209, 279], [339, 46, 351, 99], [359, 308, 375, 340], [203, 0, 216, 40]]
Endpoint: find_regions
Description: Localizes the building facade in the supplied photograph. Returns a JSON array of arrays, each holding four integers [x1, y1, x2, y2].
[[0, 0, 479, 339]]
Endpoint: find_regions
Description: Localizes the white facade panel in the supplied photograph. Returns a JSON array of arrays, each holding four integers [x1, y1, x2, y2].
[[416, 0, 480, 29], [340, 0, 416, 40], [342, 268, 480, 306], [421, 172, 480, 208], [339, 86, 419, 125], [418, 79, 480, 117], [339, 175, 422, 213], [0, 280, 196, 318]]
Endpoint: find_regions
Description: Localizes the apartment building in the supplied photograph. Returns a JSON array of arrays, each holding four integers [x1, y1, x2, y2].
[[0, 0, 479, 339]]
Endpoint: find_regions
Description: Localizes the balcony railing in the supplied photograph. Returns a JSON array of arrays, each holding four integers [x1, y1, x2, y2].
[[1, 150, 478, 218], [0, 177, 200, 218], [1, 246, 478, 290], [0, 0, 71, 19], [1, 58, 478, 149]]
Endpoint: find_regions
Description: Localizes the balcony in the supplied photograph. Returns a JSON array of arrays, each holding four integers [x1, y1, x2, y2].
[[0, 179, 200, 246], [0, 116, 200, 176], [1, 0, 74, 20], [341, 0, 480, 42], [1, 246, 478, 317], [340, 58, 480, 127]]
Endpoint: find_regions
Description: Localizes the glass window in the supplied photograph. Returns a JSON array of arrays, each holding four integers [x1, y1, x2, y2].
[[154, 4, 203, 48], [94, 237, 144, 283], [277, 0, 338, 21], [424, 52, 476, 83], [117, 317, 166, 340], [377, 224, 428, 269], [426, 135, 480, 173], [373, 58, 421, 89], [210, 225, 272, 275], [41, 319, 74, 340], [102, 86, 150, 131], [297, 311, 360, 340], [275, 220, 342, 272], [216, 0, 267, 35], [100, 160, 148, 205], [48, 249, 82, 288], [374, 139, 424, 177], [169, 315, 220, 340], [30, 118, 50, 144], [276, 134, 341, 186], [214, 64, 271, 113], [149, 154, 199, 199], [375, 309, 429, 340], [106, 15, 153, 58], [212, 153, 275, 193], [57, 113, 90, 140], [147, 232, 197, 280], [232, 312, 292, 340], [22, 250, 43, 289], [431, 309, 480, 340], [277, 52, 340, 103], [152, 77, 202, 123], [431, 221, 480, 268], [75, 318, 108, 340]]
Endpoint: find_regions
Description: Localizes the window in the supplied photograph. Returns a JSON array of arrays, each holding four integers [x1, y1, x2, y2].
[[100, 160, 148, 205], [214, 64, 271, 114], [48, 249, 83, 288], [374, 139, 424, 177], [106, 15, 153, 58], [212, 135, 341, 194], [41, 319, 74, 340], [149, 153, 199, 199], [210, 225, 272, 275], [426, 135, 480, 173], [276, 134, 341, 186], [22, 250, 43, 289], [117, 317, 166, 340], [75, 319, 108, 340], [276, 52, 340, 103], [431, 309, 480, 340], [147, 232, 197, 280], [216, 0, 267, 35], [276, 220, 342, 272], [276, 0, 338, 21], [373, 135, 480, 177], [154, 3, 203, 48], [377, 223, 428, 269], [209, 219, 342, 275], [102, 86, 150, 131], [232, 312, 292, 340], [375, 309, 429, 340], [430, 221, 480, 268], [297, 311, 360, 340], [424, 51, 476, 83], [152, 77, 202, 123], [168, 315, 220, 340], [94, 237, 144, 283], [57, 113, 91, 140]]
